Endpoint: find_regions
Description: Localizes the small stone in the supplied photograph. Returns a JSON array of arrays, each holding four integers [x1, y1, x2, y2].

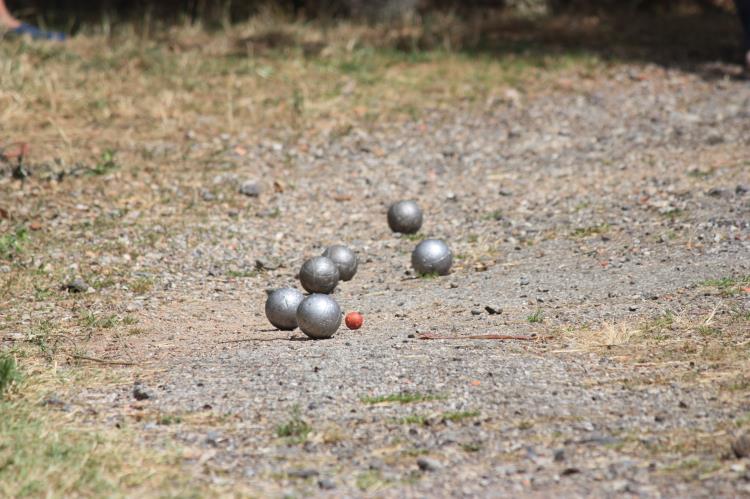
[[289, 469, 319, 479], [471, 309, 482, 316], [484, 305, 503, 315], [732, 433, 750, 459], [706, 134, 724, 145], [417, 457, 442, 472], [64, 278, 89, 293], [126, 301, 143, 312], [255, 258, 280, 271], [239, 181, 261, 197], [628, 306, 638, 312], [42, 396, 66, 408], [519, 276, 530, 286], [132, 383, 153, 401], [206, 431, 221, 447], [736, 185, 748, 196], [706, 187, 730, 198], [318, 478, 336, 490], [201, 189, 216, 201]]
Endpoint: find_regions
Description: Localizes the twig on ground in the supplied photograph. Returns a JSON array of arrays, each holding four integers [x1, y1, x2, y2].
[[70, 355, 135, 366], [417, 333, 538, 341]]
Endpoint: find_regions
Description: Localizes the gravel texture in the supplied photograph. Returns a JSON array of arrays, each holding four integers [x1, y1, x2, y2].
[[5, 62, 750, 497]]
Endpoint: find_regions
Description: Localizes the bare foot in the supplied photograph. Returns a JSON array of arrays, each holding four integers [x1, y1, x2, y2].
[[0, 15, 21, 30]]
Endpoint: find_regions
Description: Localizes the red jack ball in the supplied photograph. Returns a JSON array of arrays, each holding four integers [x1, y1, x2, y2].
[[345, 312, 364, 330]]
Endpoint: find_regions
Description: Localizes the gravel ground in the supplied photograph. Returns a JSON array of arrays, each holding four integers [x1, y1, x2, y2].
[[5, 61, 750, 496]]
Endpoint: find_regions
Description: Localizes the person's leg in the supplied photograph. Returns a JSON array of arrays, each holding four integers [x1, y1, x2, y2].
[[0, 0, 22, 29], [0, 0, 65, 41], [735, 0, 750, 67]]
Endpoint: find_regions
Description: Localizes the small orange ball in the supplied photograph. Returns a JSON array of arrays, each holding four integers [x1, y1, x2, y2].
[[345, 312, 364, 330]]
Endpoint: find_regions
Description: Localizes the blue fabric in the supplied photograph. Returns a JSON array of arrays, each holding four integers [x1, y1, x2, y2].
[[10, 23, 65, 41]]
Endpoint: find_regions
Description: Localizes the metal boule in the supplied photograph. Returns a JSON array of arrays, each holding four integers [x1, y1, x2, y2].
[[322, 245, 358, 281]]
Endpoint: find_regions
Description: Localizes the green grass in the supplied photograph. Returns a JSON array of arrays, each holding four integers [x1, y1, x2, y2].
[[130, 277, 153, 294], [0, 365, 213, 497], [80, 312, 119, 330], [356, 470, 387, 492], [570, 223, 610, 238], [403, 233, 425, 242], [0, 227, 29, 261], [157, 414, 182, 426], [640, 311, 674, 341], [700, 276, 750, 297], [527, 309, 544, 324], [696, 325, 721, 336], [275, 407, 312, 444], [362, 392, 443, 405], [460, 442, 482, 453], [87, 149, 119, 176], [417, 272, 440, 280], [0, 354, 22, 397], [483, 210, 504, 221], [121, 316, 139, 326], [442, 410, 480, 422], [399, 414, 428, 426], [225, 270, 258, 278]]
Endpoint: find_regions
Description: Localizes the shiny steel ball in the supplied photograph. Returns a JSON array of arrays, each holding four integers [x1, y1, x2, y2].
[[322, 245, 358, 281], [387, 200, 423, 234], [411, 239, 453, 276], [264, 288, 304, 331], [296, 294, 342, 339], [299, 256, 340, 294]]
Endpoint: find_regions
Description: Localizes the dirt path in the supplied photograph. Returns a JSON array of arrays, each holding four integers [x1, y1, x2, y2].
[[56, 65, 750, 497]]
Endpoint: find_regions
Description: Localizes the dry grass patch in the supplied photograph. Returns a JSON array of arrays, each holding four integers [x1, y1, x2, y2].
[[0, 359, 234, 497]]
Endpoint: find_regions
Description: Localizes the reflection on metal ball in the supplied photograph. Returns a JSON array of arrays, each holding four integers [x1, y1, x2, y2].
[[299, 256, 340, 294], [296, 294, 342, 339], [322, 245, 358, 281], [387, 200, 423, 234], [411, 239, 452, 276], [264, 288, 304, 331]]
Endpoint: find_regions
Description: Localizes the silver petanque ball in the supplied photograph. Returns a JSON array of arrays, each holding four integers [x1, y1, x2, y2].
[[387, 200, 423, 234], [299, 256, 340, 294], [411, 239, 453, 276], [265, 288, 305, 331], [296, 294, 342, 339], [322, 245, 358, 281]]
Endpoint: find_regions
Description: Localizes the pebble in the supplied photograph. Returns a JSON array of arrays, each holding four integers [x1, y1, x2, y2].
[[471, 309, 482, 316], [132, 382, 153, 401], [318, 478, 336, 490], [417, 457, 442, 472], [125, 301, 144, 312], [255, 258, 280, 271], [64, 278, 90, 293], [733, 433, 750, 459], [519, 276, 530, 286], [289, 469, 319, 479], [484, 305, 503, 315], [239, 180, 261, 197], [706, 187, 730, 198], [206, 431, 221, 447]]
